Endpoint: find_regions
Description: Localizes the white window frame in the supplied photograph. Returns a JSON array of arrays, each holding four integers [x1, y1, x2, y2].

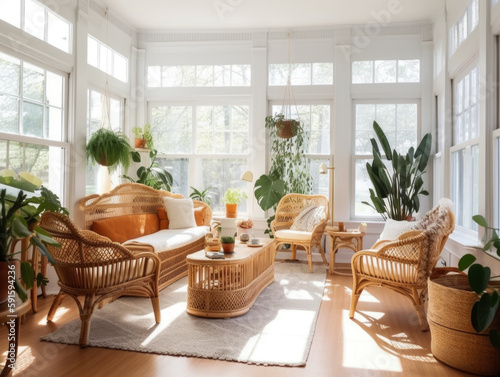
[[0, 50, 69, 202], [450, 62, 480, 234]]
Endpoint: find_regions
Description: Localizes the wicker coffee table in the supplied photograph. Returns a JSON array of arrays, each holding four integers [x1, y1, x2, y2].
[[186, 239, 275, 318]]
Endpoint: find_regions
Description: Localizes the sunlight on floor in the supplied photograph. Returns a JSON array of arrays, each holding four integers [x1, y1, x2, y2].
[[5, 346, 33, 375], [342, 309, 403, 372], [38, 307, 69, 325], [238, 308, 314, 362], [140, 302, 185, 347], [344, 286, 380, 303]]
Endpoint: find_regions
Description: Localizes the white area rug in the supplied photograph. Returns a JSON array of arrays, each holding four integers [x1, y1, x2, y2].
[[41, 261, 327, 367]]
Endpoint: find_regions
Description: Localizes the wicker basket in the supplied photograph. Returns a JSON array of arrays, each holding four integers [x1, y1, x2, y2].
[[428, 274, 500, 376]]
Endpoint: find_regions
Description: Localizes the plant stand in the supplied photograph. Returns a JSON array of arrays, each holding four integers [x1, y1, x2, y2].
[[428, 274, 500, 376]]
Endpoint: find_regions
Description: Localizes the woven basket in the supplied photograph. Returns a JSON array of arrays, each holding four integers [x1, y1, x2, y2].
[[428, 274, 500, 376], [275, 120, 295, 139]]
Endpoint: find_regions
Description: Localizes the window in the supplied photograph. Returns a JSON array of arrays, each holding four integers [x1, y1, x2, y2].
[[0, 51, 67, 200], [86, 89, 123, 195], [353, 101, 419, 217], [268, 63, 333, 86], [87, 36, 128, 83], [147, 65, 251, 87], [352, 60, 420, 84], [449, 0, 479, 56], [451, 65, 480, 231], [0, 0, 72, 53], [271, 103, 331, 197], [150, 104, 250, 213], [496, 133, 500, 228]]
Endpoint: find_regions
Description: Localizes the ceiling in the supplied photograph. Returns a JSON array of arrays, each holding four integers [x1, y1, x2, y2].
[[103, 0, 440, 31]]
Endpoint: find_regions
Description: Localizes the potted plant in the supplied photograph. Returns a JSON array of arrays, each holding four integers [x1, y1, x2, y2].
[[0, 172, 65, 302], [86, 128, 140, 174], [221, 188, 248, 218], [266, 113, 300, 139], [189, 186, 213, 206], [220, 236, 236, 253], [132, 124, 153, 149], [363, 121, 432, 221], [122, 149, 173, 191], [427, 215, 500, 376]]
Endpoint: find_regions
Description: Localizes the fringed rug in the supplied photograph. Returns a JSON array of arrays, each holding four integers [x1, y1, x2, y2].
[[41, 261, 327, 367]]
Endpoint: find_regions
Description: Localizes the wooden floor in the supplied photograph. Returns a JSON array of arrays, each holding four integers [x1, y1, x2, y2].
[[1, 262, 474, 377]]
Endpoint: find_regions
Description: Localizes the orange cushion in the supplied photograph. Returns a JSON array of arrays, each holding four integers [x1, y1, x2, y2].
[[91, 214, 160, 243], [194, 207, 204, 226], [157, 207, 169, 229]]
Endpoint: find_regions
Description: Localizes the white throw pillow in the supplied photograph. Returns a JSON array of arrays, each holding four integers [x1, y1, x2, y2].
[[163, 197, 197, 229], [378, 218, 416, 240], [290, 206, 326, 232]]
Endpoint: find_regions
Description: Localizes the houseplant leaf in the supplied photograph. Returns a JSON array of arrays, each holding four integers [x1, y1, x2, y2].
[[458, 254, 476, 271], [468, 264, 490, 295], [373, 121, 392, 159], [471, 291, 499, 333]]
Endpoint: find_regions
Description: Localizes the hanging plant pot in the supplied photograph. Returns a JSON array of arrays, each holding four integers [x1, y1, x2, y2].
[[98, 153, 118, 167], [275, 119, 298, 139]]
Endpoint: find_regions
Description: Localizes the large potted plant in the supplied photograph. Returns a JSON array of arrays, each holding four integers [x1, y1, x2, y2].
[[428, 215, 500, 376], [221, 188, 247, 218], [363, 121, 432, 220], [122, 149, 173, 191], [0, 172, 65, 302], [86, 128, 140, 174]]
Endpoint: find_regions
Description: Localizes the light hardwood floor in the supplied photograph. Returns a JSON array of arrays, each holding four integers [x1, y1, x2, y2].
[[2, 261, 474, 377]]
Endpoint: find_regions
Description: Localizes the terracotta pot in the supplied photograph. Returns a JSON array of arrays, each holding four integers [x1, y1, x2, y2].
[[97, 153, 118, 167], [428, 275, 500, 376], [275, 120, 296, 139], [221, 243, 235, 253], [134, 138, 146, 148], [225, 203, 238, 218]]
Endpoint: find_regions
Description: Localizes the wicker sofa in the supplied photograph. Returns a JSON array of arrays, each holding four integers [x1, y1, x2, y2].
[[79, 183, 212, 290]]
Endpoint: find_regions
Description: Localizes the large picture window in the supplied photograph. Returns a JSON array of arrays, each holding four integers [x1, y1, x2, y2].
[[150, 103, 250, 213], [353, 101, 419, 218], [0, 51, 67, 200]]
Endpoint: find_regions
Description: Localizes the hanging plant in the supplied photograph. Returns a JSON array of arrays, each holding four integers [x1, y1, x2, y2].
[[86, 128, 139, 174]]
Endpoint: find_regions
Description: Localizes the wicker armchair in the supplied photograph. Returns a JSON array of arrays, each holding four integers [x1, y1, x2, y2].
[[39, 212, 161, 347], [270, 193, 329, 272], [349, 198, 455, 330]]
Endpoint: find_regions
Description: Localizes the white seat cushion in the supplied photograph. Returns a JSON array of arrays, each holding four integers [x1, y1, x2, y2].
[[124, 226, 209, 252], [274, 229, 313, 241]]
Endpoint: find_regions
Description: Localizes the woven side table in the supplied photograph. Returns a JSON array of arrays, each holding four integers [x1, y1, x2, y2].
[[186, 239, 274, 318], [326, 226, 365, 275]]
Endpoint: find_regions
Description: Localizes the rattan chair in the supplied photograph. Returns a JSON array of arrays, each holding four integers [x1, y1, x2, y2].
[[270, 193, 329, 272], [40, 212, 161, 347], [349, 198, 455, 330]]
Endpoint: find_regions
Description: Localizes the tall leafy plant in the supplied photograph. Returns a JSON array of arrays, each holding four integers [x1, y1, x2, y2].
[[459, 215, 500, 349], [363, 121, 432, 220]]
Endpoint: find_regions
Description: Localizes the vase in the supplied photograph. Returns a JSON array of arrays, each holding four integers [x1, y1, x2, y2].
[[225, 203, 237, 218], [237, 226, 252, 240], [428, 274, 500, 376]]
